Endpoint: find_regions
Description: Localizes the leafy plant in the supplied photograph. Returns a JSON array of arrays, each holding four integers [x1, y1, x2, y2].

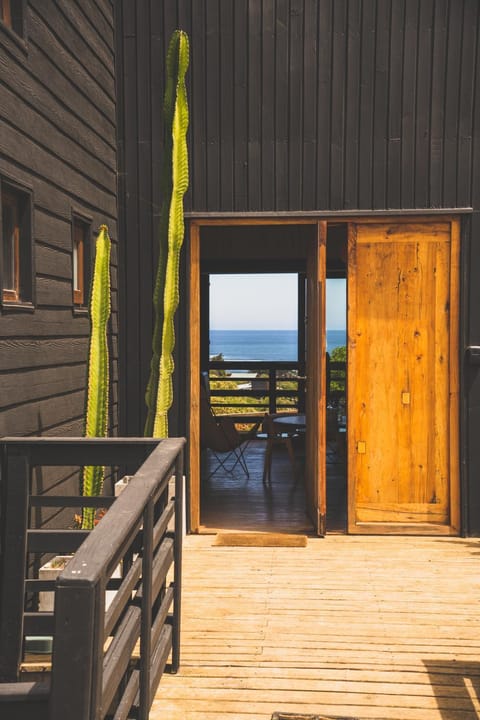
[[144, 29, 190, 438], [81, 224, 111, 529], [330, 345, 346, 363]]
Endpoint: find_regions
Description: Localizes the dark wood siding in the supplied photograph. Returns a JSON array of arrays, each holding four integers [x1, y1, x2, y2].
[[116, 0, 480, 533], [0, 3, 118, 452], [117, 0, 479, 214]]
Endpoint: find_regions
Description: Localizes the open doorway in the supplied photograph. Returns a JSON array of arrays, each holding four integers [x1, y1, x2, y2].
[[200, 271, 309, 533], [189, 220, 337, 535], [189, 216, 459, 536]]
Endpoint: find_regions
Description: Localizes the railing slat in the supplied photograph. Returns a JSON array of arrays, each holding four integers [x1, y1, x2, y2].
[[25, 579, 57, 592], [129, 627, 173, 711], [104, 557, 143, 640], [1, 437, 161, 467], [24, 612, 54, 636], [152, 501, 175, 550], [149, 624, 173, 706], [0, 680, 50, 720], [27, 529, 89, 554], [136, 538, 174, 607], [112, 669, 139, 720], [151, 586, 175, 648], [102, 605, 141, 713], [29, 496, 115, 509], [151, 540, 175, 608]]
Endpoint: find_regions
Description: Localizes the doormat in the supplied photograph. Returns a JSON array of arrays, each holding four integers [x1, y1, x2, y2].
[[272, 714, 358, 720], [214, 532, 307, 547]]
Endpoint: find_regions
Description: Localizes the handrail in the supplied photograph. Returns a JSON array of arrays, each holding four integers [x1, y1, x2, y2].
[[0, 436, 185, 720], [50, 438, 184, 720]]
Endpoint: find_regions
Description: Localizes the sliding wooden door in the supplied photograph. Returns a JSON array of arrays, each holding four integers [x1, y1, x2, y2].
[[347, 220, 460, 534]]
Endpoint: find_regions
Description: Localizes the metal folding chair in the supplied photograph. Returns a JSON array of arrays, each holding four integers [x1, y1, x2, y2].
[[200, 373, 259, 479]]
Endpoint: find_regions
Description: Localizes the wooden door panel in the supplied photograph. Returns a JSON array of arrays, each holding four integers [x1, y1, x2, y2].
[[348, 221, 458, 533], [355, 503, 449, 524], [305, 221, 326, 535]]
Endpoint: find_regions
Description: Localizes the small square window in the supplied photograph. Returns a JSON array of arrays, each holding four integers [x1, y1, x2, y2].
[[1, 182, 33, 305], [0, 0, 11, 28], [72, 216, 90, 307]]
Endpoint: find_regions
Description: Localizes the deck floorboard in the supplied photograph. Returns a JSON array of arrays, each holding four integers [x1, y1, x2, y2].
[[152, 534, 480, 720]]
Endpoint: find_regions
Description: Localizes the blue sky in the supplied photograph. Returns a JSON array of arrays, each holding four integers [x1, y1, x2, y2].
[[210, 274, 346, 330]]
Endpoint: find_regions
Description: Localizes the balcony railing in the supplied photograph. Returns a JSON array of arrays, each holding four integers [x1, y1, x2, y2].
[[0, 437, 185, 720], [207, 358, 346, 417], [208, 360, 306, 415]]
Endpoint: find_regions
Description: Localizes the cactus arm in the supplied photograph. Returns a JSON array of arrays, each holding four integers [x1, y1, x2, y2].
[[144, 33, 180, 437], [82, 224, 111, 529], [153, 31, 189, 438]]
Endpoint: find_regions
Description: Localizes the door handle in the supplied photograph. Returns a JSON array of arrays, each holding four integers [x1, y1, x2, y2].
[[466, 346, 480, 365]]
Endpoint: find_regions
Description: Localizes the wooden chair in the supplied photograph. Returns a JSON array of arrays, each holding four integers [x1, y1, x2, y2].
[[258, 413, 299, 485], [200, 374, 260, 479]]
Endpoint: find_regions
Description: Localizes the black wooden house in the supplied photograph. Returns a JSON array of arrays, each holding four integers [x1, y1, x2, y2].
[[1, 1, 480, 537], [0, 1, 118, 507], [116, 0, 480, 536]]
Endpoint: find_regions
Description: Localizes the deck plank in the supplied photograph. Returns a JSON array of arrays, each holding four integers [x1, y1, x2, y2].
[[152, 535, 480, 720]]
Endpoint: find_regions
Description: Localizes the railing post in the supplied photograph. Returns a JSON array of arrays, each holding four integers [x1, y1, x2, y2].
[[298, 375, 306, 413], [268, 369, 276, 414], [171, 448, 184, 672], [139, 500, 154, 718], [0, 451, 29, 682], [50, 581, 103, 720]]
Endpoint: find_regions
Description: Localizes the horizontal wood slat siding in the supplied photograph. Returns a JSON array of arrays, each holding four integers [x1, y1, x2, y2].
[[0, 1, 118, 494]]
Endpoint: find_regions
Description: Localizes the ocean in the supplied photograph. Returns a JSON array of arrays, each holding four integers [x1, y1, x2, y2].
[[210, 329, 346, 362]]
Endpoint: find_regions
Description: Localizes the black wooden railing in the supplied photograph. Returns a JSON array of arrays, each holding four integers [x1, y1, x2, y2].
[[207, 359, 346, 415], [0, 437, 185, 720], [208, 360, 306, 414]]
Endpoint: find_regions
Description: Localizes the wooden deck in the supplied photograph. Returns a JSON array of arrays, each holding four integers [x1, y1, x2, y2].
[[152, 534, 480, 720]]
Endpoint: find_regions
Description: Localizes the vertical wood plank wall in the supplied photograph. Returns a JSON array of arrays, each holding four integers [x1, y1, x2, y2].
[[116, 1, 480, 532], [117, 0, 480, 215], [0, 1, 118, 524]]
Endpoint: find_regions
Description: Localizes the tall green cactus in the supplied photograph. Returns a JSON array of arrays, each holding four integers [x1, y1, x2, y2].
[[82, 224, 111, 529], [145, 30, 189, 438]]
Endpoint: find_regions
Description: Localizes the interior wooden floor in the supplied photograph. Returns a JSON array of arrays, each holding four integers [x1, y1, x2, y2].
[[200, 436, 347, 534], [152, 534, 480, 720]]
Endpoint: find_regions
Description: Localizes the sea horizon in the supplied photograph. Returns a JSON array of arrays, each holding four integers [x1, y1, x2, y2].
[[210, 328, 346, 362]]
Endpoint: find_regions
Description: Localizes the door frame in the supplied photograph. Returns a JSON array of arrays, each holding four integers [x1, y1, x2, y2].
[[188, 217, 325, 533], [187, 214, 461, 535]]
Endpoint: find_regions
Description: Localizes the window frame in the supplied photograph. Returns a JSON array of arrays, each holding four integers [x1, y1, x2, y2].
[[72, 214, 91, 310], [0, 178, 34, 309], [2, 190, 20, 301], [0, 0, 12, 28], [0, 0, 25, 38]]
